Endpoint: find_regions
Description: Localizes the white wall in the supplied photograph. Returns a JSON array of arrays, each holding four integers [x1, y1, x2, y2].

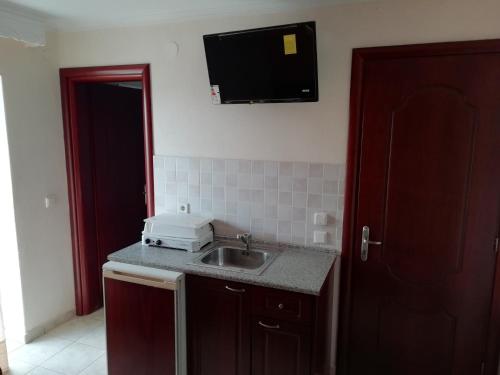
[[0, 73, 25, 344], [1, 0, 499, 356], [53, 2, 500, 371], [0, 37, 75, 341], [55, 0, 500, 165]]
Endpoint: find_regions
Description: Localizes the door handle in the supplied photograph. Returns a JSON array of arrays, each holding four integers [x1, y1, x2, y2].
[[225, 285, 246, 293], [258, 321, 280, 329], [361, 226, 382, 261]]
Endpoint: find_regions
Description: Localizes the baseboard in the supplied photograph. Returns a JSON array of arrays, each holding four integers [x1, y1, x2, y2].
[[7, 309, 75, 344]]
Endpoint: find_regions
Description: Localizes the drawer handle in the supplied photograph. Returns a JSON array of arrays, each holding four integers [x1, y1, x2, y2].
[[225, 285, 246, 293], [258, 321, 280, 329], [278, 303, 285, 310]]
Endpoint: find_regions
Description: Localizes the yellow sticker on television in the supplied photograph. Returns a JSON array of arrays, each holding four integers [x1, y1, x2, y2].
[[283, 34, 297, 55]]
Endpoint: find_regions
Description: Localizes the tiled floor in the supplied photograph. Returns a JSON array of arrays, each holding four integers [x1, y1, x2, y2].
[[5, 309, 107, 375]]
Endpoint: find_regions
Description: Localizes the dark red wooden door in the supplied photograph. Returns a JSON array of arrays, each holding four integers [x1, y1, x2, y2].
[[105, 277, 176, 375], [75, 82, 147, 308], [343, 45, 500, 374], [87, 83, 146, 269]]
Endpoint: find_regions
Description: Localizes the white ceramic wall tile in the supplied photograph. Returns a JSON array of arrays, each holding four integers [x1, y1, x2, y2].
[[264, 161, 279, 176], [264, 176, 278, 189], [176, 157, 189, 171], [154, 156, 345, 250], [309, 163, 324, 178], [279, 162, 293, 176], [293, 162, 308, 178], [200, 158, 212, 173], [278, 176, 293, 192], [213, 159, 225, 173], [252, 160, 265, 175]]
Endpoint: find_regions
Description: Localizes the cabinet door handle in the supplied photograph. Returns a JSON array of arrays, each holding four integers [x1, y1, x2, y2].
[[258, 321, 280, 329], [225, 285, 246, 293]]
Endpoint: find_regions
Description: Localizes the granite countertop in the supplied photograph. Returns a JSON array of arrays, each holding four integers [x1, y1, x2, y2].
[[108, 239, 337, 296]]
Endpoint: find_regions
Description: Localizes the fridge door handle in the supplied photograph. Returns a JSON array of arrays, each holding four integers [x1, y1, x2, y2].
[[103, 269, 177, 290]]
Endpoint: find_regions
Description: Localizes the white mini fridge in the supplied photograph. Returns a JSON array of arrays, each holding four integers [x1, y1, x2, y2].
[[103, 261, 186, 375]]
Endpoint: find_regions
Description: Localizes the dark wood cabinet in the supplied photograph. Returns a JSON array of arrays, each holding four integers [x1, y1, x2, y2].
[[252, 317, 311, 375], [187, 274, 333, 375], [186, 276, 251, 375]]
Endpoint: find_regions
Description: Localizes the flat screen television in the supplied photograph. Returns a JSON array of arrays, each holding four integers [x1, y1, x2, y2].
[[203, 21, 318, 104]]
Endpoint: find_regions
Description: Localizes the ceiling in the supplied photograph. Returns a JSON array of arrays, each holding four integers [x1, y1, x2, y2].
[[1, 0, 369, 31]]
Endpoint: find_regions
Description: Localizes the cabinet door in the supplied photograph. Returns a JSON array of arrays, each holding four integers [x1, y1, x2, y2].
[[187, 276, 250, 375], [105, 278, 176, 375], [252, 318, 311, 375]]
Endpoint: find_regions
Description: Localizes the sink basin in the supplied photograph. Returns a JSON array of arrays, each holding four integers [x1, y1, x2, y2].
[[191, 245, 279, 275], [201, 246, 269, 269]]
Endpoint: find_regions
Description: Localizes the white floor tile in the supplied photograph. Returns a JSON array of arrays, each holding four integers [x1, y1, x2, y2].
[[87, 309, 104, 322], [5, 359, 35, 375], [76, 324, 106, 350], [6, 339, 25, 353], [78, 354, 107, 375], [45, 317, 102, 342], [27, 367, 64, 375], [9, 335, 72, 366], [40, 343, 104, 375]]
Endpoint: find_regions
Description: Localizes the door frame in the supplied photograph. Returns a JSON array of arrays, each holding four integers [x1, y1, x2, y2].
[[338, 39, 500, 375], [60, 64, 155, 315]]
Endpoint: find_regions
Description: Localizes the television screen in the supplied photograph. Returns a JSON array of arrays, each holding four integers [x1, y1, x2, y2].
[[203, 21, 318, 104]]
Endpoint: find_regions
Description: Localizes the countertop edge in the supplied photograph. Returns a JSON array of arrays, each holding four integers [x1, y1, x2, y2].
[[107, 241, 338, 296], [107, 253, 336, 296]]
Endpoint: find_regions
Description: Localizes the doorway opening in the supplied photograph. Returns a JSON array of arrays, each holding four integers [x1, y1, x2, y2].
[[60, 65, 154, 315], [0, 76, 25, 372]]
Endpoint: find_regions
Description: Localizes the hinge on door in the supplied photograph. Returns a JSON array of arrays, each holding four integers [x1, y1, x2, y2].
[[481, 361, 486, 375], [143, 184, 148, 206], [495, 237, 499, 254]]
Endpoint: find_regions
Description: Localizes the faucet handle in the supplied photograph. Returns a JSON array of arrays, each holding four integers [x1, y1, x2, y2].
[[237, 233, 251, 242]]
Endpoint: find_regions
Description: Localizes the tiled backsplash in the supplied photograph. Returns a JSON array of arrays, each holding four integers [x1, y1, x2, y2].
[[153, 156, 345, 250]]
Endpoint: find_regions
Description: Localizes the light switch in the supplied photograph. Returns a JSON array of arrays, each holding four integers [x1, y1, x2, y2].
[[45, 194, 56, 208], [314, 212, 328, 226], [313, 230, 327, 244]]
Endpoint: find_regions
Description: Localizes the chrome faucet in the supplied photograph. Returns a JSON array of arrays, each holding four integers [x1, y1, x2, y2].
[[237, 233, 252, 252]]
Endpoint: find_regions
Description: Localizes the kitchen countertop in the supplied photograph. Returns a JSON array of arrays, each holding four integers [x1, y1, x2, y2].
[[108, 239, 337, 296]]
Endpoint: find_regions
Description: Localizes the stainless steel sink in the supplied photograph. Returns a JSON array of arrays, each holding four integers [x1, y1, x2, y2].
[[190, 245, 279, 275]]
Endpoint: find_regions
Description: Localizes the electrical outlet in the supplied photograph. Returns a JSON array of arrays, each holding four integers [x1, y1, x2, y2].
[[178, 203, 190, 214], [313, 230, 328, 244], [314, 212, 328, 226]]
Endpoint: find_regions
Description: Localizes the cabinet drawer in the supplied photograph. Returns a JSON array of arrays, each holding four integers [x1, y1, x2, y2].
[[187, 274, 249, 293], [252, 287, 313, 323]]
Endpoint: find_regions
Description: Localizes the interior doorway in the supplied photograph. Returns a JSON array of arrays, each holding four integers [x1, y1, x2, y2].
[[60, 65, 154, 315]]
